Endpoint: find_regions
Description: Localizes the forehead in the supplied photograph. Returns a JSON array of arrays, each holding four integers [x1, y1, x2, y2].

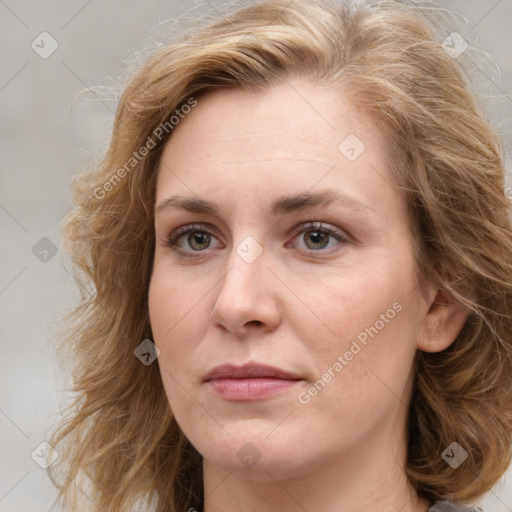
[[161, 80, 383, 161], [155, 79, 400, 220]]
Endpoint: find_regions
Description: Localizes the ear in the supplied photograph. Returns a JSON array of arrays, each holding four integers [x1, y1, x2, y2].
[[417, 284, 469, 353]]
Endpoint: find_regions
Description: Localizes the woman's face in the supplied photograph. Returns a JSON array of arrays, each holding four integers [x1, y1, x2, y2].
[[149, 79, 438, 481]]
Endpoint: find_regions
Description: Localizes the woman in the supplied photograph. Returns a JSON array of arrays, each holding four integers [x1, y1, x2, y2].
[[48, 0, 512, 511]]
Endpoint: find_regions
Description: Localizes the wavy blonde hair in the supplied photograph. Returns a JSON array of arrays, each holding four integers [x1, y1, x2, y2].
[[48, 0, 512, 510]]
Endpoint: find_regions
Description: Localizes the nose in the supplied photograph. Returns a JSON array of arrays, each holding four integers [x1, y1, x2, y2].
[[209, 242, 282, 336]]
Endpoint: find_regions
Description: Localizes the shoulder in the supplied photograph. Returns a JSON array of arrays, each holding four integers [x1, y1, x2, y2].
[[429, 501, 482, 512]]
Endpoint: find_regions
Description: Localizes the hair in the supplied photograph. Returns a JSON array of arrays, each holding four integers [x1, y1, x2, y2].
[[47, 0, 512, 510]]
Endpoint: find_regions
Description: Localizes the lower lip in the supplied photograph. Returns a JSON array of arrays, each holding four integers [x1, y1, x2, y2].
[[207, 378, 302, 401]]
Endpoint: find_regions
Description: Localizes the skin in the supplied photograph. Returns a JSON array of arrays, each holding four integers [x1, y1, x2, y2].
[[148, 78, 468, 512]]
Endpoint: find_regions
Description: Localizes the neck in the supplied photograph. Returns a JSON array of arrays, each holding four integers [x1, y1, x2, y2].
[[202, 425, 431, 512]]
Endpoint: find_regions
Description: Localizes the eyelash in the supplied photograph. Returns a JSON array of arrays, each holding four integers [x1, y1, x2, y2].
[[165, 221, 350, 258]]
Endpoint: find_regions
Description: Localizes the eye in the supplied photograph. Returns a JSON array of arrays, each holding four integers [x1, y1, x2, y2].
[[287, 221, 349, 254], [166, 224, 221, 256], [166, 221, 349, 258]]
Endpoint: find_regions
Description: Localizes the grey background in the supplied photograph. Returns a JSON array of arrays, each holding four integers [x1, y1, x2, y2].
[[1, 1, 511, 510]]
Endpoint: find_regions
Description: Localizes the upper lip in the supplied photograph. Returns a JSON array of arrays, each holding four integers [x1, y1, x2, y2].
[[204, 362, 302, 381]]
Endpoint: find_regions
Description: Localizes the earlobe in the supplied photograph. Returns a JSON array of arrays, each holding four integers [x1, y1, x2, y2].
[[417, 287, 469, 353]]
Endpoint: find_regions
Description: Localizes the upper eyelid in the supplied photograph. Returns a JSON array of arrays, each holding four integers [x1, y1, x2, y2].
[[169, 221, 343, 236], [289, 221, 344, 236]]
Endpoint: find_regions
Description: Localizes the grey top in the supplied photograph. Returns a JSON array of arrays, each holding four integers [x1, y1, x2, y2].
[[429, 501, 482, 512]]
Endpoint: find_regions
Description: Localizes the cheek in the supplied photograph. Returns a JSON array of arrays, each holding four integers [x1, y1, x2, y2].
[[301, 260, 410, 344], [298, 257, 419, 397], [148, 270, 209, 427], [148, 263, 208, 371]]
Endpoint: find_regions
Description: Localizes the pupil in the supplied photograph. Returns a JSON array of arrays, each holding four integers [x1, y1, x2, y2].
[[307, 230, 327, 249], [189, 232, 209, 250]]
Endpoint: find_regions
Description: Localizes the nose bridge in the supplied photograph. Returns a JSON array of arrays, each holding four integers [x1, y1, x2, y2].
[[218, 234, 267, 303], [211, 233, 280, 331]]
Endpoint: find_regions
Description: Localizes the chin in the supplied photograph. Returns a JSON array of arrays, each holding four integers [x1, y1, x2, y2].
[[196, 424, 316, 482]]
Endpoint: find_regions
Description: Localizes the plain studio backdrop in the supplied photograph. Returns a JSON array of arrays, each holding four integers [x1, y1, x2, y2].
[[1, 1, 511, 511]]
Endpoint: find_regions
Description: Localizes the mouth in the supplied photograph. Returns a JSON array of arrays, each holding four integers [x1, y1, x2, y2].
[[204, 362, 304, 401]]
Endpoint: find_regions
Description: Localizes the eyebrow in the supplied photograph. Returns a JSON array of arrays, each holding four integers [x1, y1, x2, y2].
[[155, 190, 374, 218]]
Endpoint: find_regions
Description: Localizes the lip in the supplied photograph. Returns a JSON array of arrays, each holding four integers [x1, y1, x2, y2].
[[205, 362, 302, 381], [204, 362, 304, 401]]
